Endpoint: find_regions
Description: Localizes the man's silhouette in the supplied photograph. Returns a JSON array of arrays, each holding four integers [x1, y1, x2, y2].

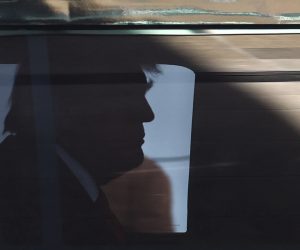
[[0, 38, 155, 245]]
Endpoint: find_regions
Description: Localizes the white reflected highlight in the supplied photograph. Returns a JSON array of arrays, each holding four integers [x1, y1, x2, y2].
[[143, 64, 195, 232]]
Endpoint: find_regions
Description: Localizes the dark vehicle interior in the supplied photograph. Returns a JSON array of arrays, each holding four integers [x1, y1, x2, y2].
[[0, 1, 300, 249]]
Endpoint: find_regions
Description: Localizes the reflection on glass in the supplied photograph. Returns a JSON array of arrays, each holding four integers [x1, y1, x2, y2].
[[0, 0, 299, 25]]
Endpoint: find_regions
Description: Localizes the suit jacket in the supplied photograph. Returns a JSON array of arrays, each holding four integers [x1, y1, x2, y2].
[[0, 136, 122, 246]]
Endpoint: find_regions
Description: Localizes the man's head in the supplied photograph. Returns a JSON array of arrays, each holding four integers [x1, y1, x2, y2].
[[4, 37, 156, 185], [52, 67, 155, 185]]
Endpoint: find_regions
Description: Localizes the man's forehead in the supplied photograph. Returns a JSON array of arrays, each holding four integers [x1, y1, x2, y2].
[[50, 72, 148, 85], [51, 72, 152, 99]]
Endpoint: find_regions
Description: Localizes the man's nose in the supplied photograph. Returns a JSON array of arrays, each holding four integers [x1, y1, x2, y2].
[[141, 99, 155, 123]]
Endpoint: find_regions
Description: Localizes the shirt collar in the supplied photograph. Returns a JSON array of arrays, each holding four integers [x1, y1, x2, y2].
[[56, 144, 99, 202]]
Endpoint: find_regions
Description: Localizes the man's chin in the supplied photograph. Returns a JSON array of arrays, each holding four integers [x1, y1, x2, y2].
[[121, 147, 144, 165], [100, 148, 144, 185]]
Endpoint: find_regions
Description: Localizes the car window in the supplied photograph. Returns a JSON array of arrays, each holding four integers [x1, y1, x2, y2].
[[0, 1, 300, 249]]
